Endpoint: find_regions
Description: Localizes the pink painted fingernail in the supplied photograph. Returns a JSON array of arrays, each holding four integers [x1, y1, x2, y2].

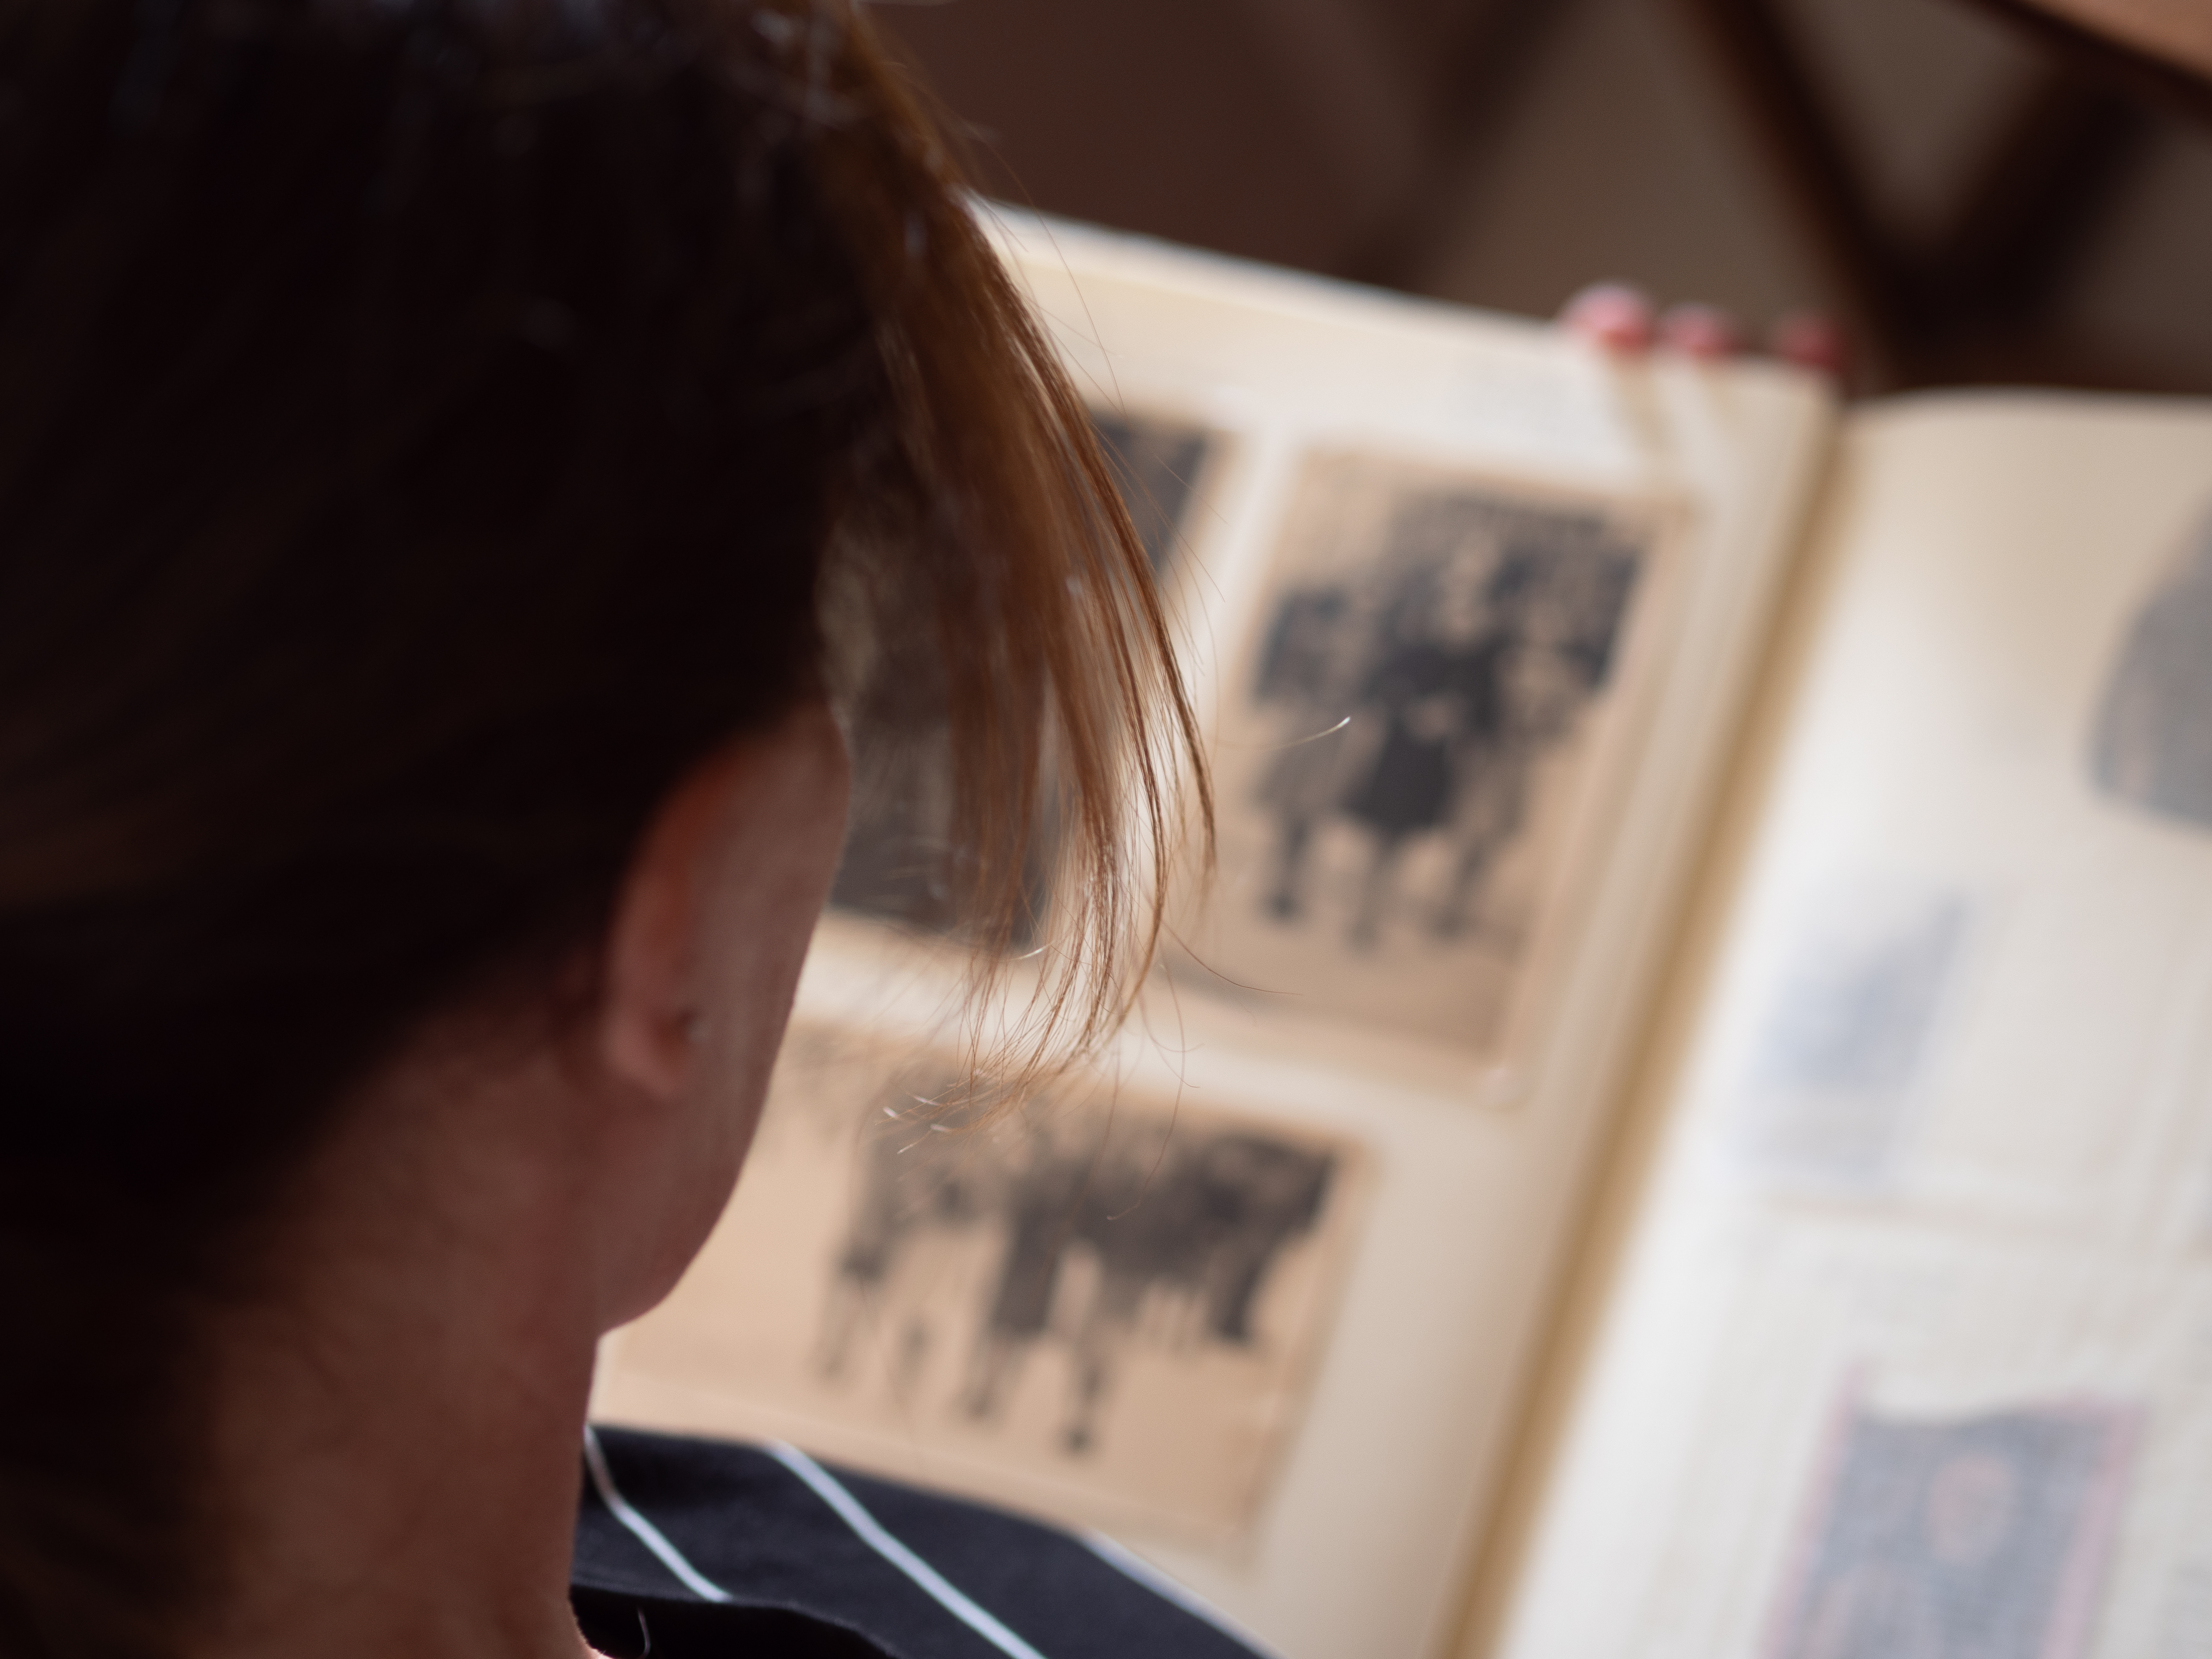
[[1561, 282, 1656, 352], [1658, 303, 1742, 359]]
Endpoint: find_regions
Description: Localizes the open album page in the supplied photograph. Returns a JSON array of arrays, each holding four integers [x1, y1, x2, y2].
[[1491, 395, 2212, 1659], [591, 213, 1832, 1659]]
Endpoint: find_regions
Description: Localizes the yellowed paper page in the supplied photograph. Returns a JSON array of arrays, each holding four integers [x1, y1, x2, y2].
[[1493, 395, 2212, 1659]]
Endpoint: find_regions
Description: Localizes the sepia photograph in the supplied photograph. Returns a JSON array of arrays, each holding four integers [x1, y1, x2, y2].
[[828, 407, 1222, 938], [1092, 407, 1219, 579], [2091, 503, 2212, 836], [594, 1025, 1366, 1541], [1764, 1391, 2139, 1659], [1732, 882, 1974, 1187], [1182, 449, 1671, 1062]]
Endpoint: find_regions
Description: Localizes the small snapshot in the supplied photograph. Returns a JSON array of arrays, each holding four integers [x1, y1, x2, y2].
[[1733, 882, 1973, 1188], [1765, 1389, 2139, 1659], [602, 1028, 1366, 1540], [829, 408, 1221, 937], [1093, 407, 1219, 576], [2091, 504, 2212, 834], [1193, 448, 1669, 1060]]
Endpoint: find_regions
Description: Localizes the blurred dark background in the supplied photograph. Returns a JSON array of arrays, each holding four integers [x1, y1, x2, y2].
[[870, 0, 2212, 394]]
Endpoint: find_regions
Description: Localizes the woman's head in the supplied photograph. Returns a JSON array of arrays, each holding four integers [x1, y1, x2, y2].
[[0, 2, 1197, 1651]]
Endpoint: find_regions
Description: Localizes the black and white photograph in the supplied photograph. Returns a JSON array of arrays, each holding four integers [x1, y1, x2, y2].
[[1732, 882, 1974, 1187], [1764, 1391, 2138, 1659], [1092, 408, 1217, 579], [827, 407, 1221, 938], [2091, 504, 2212, 836], [597, 1026, 1365, 1539], [1185, 449, 1669, 1059]]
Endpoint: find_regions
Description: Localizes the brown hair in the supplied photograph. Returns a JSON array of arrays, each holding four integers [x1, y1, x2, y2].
[[0, 2, 1203, 1652]]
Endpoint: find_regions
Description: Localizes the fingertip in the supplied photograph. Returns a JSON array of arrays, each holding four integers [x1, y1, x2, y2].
[[1658, 302, 1743, 360], [1560, 282, 1656, 353], [1768, 310, 1850, 380]]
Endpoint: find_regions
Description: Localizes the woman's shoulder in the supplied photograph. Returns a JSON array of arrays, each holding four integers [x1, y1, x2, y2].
[[573, 1426, 1275, 1659]]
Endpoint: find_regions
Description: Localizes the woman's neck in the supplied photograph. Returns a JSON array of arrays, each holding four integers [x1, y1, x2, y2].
[[199, 1035, 616, 1659]]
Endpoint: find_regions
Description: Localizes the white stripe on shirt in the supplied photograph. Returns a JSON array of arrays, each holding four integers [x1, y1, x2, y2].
[[763, 1441, 1051, 1659], [581, 1426, 735, 1604]]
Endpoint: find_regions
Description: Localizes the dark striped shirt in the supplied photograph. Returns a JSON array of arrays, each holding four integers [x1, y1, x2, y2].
[[573, 1427, 1272, 1659]]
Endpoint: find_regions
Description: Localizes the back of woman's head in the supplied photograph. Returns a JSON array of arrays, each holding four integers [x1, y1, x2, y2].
[[0, 3, 1196, 1651]]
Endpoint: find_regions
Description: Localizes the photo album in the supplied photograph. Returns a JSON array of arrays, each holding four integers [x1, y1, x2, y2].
[[590, 212, 2212, 1659]]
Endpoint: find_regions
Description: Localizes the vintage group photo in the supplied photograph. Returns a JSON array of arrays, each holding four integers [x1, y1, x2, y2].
[[595, 1027, 1366, 1540], [1186, 449, 1670, 1061]]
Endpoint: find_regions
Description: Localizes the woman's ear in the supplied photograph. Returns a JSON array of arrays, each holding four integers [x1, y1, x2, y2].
[[597, 707, 851, 1103], [598, 746, 745, 1101]]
